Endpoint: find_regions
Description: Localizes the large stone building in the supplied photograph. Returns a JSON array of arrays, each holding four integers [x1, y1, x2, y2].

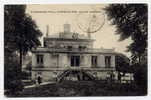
[[31, 24, 125, 82]]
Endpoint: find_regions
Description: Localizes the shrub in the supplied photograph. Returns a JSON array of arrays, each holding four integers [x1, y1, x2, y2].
[[133, 63, 147, 95]]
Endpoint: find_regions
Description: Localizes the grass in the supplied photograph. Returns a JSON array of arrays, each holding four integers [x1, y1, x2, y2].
[[5, 80, 147, 97]]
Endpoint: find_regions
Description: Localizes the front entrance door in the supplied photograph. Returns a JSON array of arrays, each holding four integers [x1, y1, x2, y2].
[[71, 56, 80, 67]]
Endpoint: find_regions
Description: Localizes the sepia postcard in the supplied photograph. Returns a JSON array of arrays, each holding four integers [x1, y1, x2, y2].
[[4, 4, 148, 97]]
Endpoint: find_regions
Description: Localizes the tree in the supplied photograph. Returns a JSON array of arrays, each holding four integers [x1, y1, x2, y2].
[[105, 4, 147, 64], [4, 5, 42, 92], [105, 4, 147, 94], [115, 54, 132, 74], [115, 54, 131, 82]]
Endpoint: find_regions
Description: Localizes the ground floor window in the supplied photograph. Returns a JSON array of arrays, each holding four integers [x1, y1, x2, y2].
[[91, 56, 97, 67], [71, 56, 80, 67], [105, 56, 111, 67]]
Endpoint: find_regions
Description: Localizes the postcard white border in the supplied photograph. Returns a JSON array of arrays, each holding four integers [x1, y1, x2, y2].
[[0, 0, 150, 100]]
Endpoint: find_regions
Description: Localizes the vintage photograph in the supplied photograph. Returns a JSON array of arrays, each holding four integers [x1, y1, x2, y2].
[[4, 4, 147, 97]]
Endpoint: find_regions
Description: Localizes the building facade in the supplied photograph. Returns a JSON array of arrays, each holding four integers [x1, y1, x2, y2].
[[31, 24, 122, 82]]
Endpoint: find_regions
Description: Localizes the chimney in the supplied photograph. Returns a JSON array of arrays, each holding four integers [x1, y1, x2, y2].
[[64, 24, 70, 33], [46, 25, 49, 37]]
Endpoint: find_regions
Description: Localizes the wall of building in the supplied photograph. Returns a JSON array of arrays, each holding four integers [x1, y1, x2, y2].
[[32, 70, 117, 82], [44, 39, 93, 49], [111, 55, 115, 67], [32, 53, 36, 67], [31, 52, 116, 82], [97, 72, 109, 80], [98, 55, 105, 67], [32, 53, 115, 68], [59, 53, 69, 67], [79, 54, 115, 68], [80, 54, 91, 67], [32, 70, 58, 82]]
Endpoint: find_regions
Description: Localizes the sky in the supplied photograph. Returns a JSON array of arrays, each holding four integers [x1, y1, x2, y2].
[[26, 4, 132, 57]]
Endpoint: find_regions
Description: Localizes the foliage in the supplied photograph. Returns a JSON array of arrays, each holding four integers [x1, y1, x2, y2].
[[132, 63, 147, 94], [5, 5, 42, 69], [25, 61, 32, 71], [4, 5, 42, 92], [115, 54, 131, 73], [4, 5, 42, 71], [105, 4, 147, 93], [105, 4, 147, 63], [4, 53, 19, 89], [21, 71, 31, 80], [7, 81, 145, 97], [4, 52, 24, 95], [5, 5, 42, 53]]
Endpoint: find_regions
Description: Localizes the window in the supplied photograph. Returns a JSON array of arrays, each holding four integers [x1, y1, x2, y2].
[[79, 46, 82, 51], [44, 41, 46, 47], [71, 56, 80, 67], [91, 56, 97, 67], [37, 55, 44, 65], [105, 56, 111, 67], [79, 46, 86, 51], [38, 71, 42, 75], [68, 46, 72, 51]]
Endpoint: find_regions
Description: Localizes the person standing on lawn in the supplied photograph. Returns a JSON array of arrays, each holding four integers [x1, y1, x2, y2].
[[37, 75, 42, 84], [118, 72, 121, 83]]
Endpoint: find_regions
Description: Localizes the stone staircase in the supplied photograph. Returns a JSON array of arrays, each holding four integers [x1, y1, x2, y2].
[[56, 69, 96, 82]]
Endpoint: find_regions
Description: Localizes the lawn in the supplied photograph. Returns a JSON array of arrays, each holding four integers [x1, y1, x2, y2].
[[5, 81, 147, 97]]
